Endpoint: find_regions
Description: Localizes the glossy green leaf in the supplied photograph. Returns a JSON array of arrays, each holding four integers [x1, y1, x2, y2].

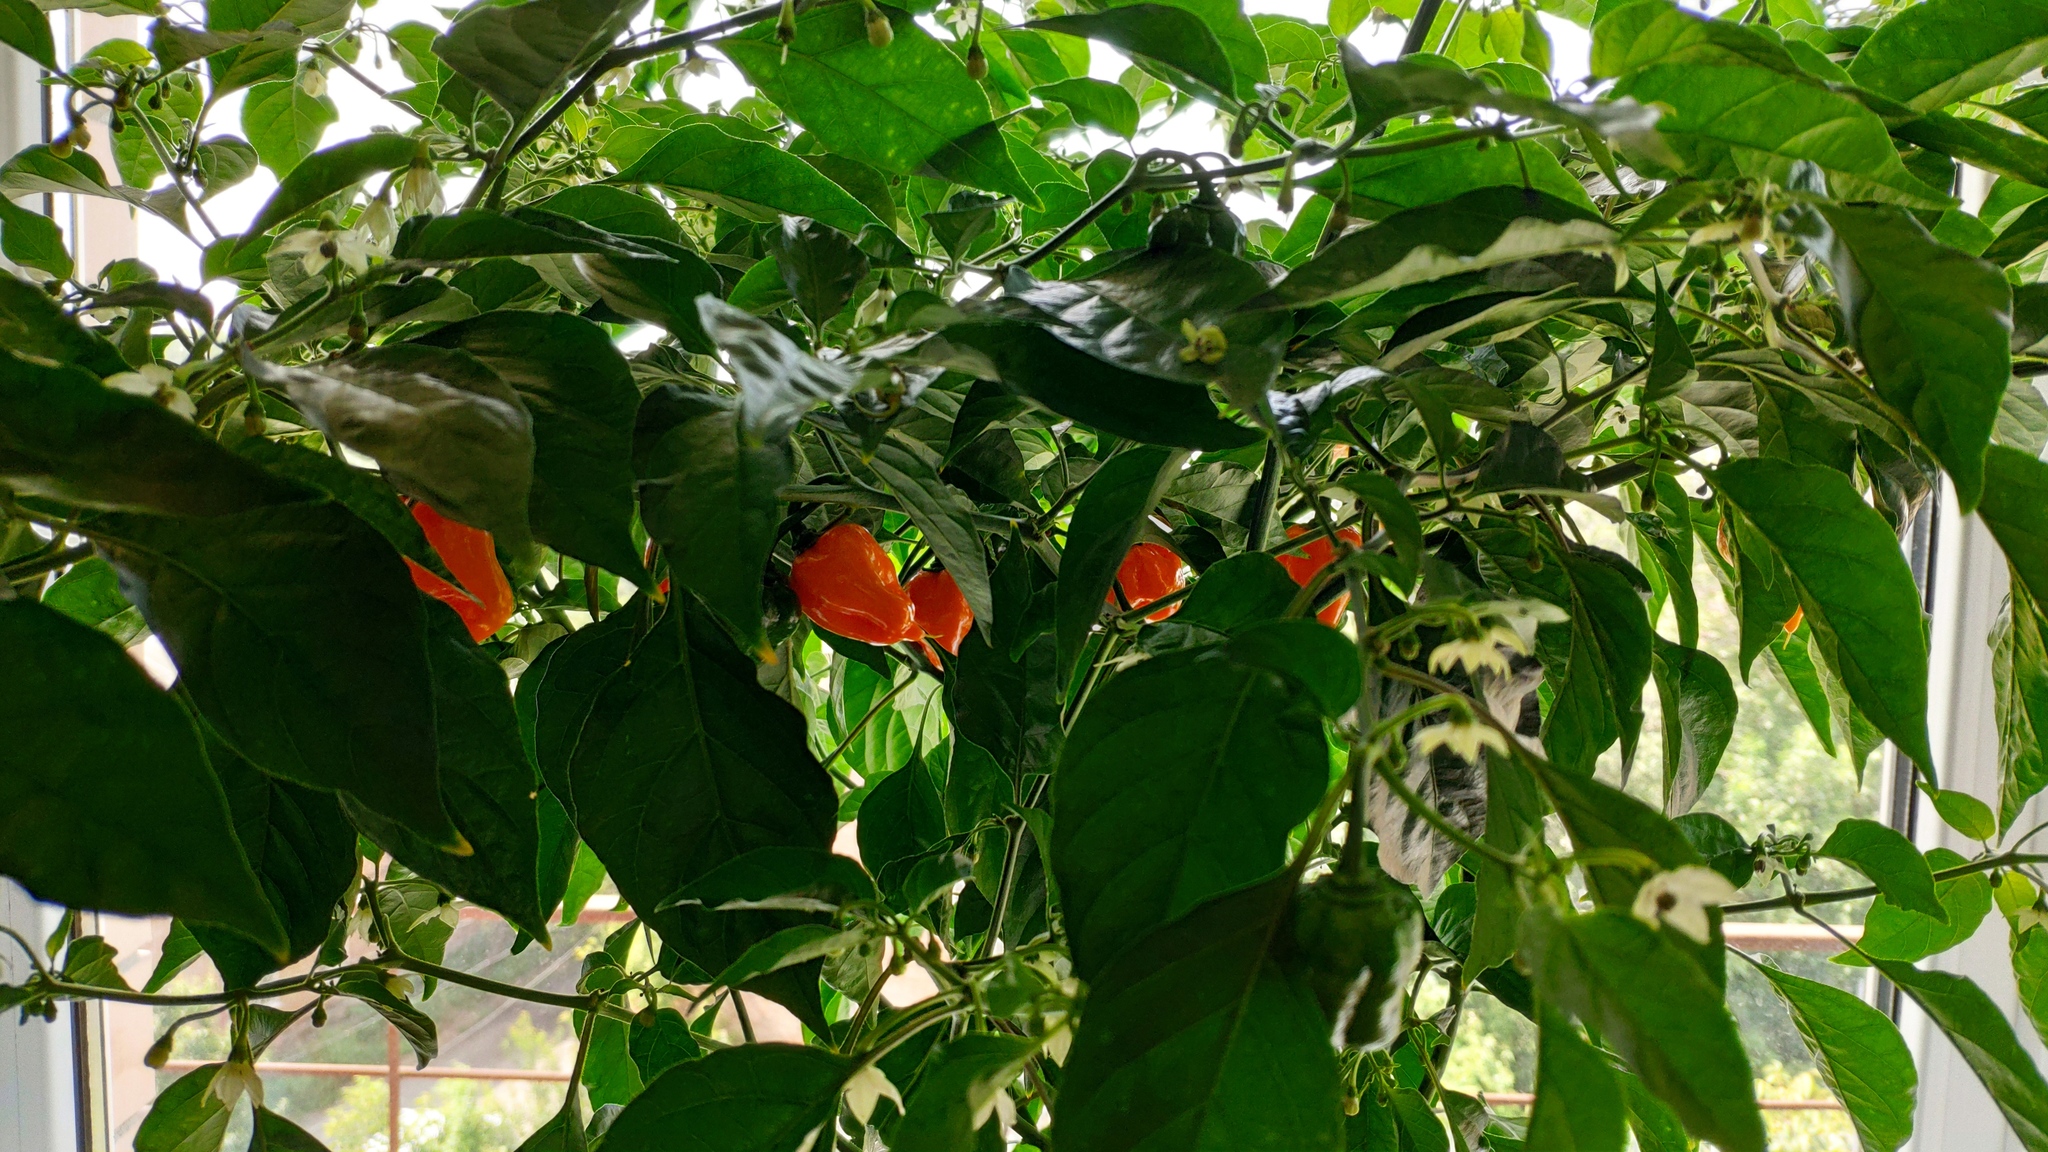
[[722, 5, 996, 178], [1028, 6, 1235, 100], [0, 0, 54, 68], [1054, 630, 1349, 976], [1877, 957, 2048, 1149], [1838, 848, 1992, 966], [889, 1033, 1040, 1151], [1996, 578, 2048, 830], [187, 734, 354, 988], [1652, 637, 1736, 816], [242, 132, 417, 242], [1710, 457, 1934, 774], [610, 124, 883, 235], [1054, 444, 1188, 678], [634, 386, 790, 651], [1809, 203, 2010, 511], [334, 971, 438, 1066], [1819, 817, 1943, 921], [1058, 876, 1345, 1152], [1527, 1005, 1627, 1151], [135, 1065, 231, 1152], [240, 78, 337, 176], [432, 0, 639, 125], [1848, 0, 2048, 112], [1260, 186, 1617, 308], [1522, 907, 1764, 1152], [939, 322, 1259, 451], [1033, 77, 1139, 138], [346, 609, 548, 939], [251, 1108, 334, 1152], [91, 500, 460, 850], [0, 194, 71, 280], [0, 599, 285, 953], [566, 604, 837, 999], [415, 310, 643, 577], [1757, 961, 1916, 1152], [601, 1044, 850, 1152], [249, 345, 536, 552]]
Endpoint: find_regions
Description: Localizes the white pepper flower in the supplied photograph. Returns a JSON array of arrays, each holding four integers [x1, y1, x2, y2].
[[1427, 623, 1525, 678], [399, 160, 443, 216], [1414, 718, 1510, 764], [842, 1063, 903, 1124], [1631, 866, 1739, 944], [273, 224, 384, 276], [105, 363, 195, 420]]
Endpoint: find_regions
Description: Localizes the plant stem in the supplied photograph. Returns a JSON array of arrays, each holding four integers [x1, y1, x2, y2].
[[1402, 0, 1449, 55], [2, 542, 93, 581], [819, 674, 913, 783], [1722, 851, 2048, 915]]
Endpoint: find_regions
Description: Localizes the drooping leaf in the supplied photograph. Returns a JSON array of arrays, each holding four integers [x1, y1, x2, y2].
[[432, 0, 640, 125], [1054, 444, 1189, 678], [1837, 847, 1991, 967], [601, 1044, 851, 1152], [868, 432, 993, 633], [1847, 0, 2048, 112], [1527, 1005, 1628, 1151], [91, 500, 460, 850], [1710, 457, 1935, 775], [1808, 203, 2010, 511], [242, 132, 418, 242], [134, 1064, 231, 1152], [0, 598, 285, 954], [1652, 637, 1736, 816], [1877, 957, 2048, 1148], [888, 1033, 1041, 1151], [0, 0, 55, 69], [1818, 817, 1944, 922], [1996, 578, 2048, 830], [1522, 907, 1764, 1152], [1054, 625, 1353, 976], [0, 194, 71, 279], [697, 297, 858, 442], [241, 78, 336, 175], [609, 124, 884, 236], [1033, 77, 1140, 139], [1058, 876, 1345, 1152], [1756, 961, 1917, 1152], [415, 310, 643, 577]]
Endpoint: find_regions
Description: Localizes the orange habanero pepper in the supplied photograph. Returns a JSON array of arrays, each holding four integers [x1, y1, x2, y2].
[[789, 524, 922, 647], [1115, 542, 1185, 622], [406, 502, 516, 642], [906, 569, 974, 654], [1278, 524, 1363, 626]]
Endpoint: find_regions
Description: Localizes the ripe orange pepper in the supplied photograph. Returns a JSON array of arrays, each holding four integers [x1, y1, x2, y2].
[[1115, 543, 1185, 622], [1278, 524, 1363, 626], [1784, 604, 1804, 635], [405, 502, 516, 642], [789, 523, 922, 647], [906, 569, 973, 654]]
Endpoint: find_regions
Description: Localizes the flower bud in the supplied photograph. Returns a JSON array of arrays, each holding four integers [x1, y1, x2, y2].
[[866, 2, 893, 47], [144, 1030, 176, 1069], [965, 42, 987, 80]]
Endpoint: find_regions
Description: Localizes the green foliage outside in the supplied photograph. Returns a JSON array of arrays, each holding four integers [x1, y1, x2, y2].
[[9, 0, 2048, 1147]]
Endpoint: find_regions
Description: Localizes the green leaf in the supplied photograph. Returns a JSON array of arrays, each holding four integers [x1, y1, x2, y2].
[[242, 132, 418, 241], [1848, 0, 2048, 112], [431, 0, 639, 126], [869, 432, 994, 633], [1307, 123, 1596, 220], [1027, 6, 1236, 101], [1838, 848, 1992, 966], [1033, 77, 1139, 138], [889, 1033, 1040, 1151], [1527, 1005, 1627, 1151], [1612, 62, 1952, 208], [248, 345, 536, 553], [1054, 444, 1188, 678], [1809, 202, 2010, 511], [1756, 962, 1916, 1152], [938, 322, 1259, 451], [575, 236, 727, 354], [91, 500, 460, 850], [391, 208, 661, 262], [661, 846, 875, 913], [415, 310, 643, 577], [1932, 787, 1999, 840], [530, 598, 642, 813], [186, 735, 354, 988], [0, 195, 71, 279], [566, 604, 837, 1004], [1651, 637, 1736, 817], [1337, 47, 1662, 152], [252, 1108, 334, 1152], [1996, 578, 2048, 830], [1174, 552, 1299, 634], [141, 921, 203, 993], [1876, 958, 2048, 1149], [634, 387, 790, 651], [236, 439, 455, 584], [1522, 908, 1764, 1152], [135, 1065, 231, 1152], [1820, 817, 1943, 920], [0, 143, 146, 209], [1710, 457, 1933, 773], [1532, 754, 1704, 911], [1053, 631, 1350, 977], [601, 1044, 851, 1152], [609, 124, 883, 235], [0, 0, 54, 68], [1058, 876, 1345, 1152], [1979, 445, 2048, 614], [241, 79, 337, 176], [698, 298, 857, 441], [41, 555, 145, 645], [767, 216, 869, 328], [1, 351, 298, 515], [1259, 186, 1617, 308], [0, 599, 285, 953], [346, 609, 549, 940], [721, 5, 992, 177], [334, 971, 438, 1067]]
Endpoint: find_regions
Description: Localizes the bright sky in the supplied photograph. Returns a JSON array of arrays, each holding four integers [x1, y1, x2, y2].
[[133, 0, 1612, 293]]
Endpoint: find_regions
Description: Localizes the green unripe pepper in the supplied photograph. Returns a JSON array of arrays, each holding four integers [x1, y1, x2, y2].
[[1288, 866, 1423, 1051]]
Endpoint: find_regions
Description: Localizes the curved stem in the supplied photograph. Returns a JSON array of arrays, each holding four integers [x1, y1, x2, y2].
[[1722, 851, 2048, 915]]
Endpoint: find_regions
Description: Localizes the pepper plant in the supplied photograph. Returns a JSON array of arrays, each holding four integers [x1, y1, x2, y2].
[[7, 0, 2048, 1147]]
